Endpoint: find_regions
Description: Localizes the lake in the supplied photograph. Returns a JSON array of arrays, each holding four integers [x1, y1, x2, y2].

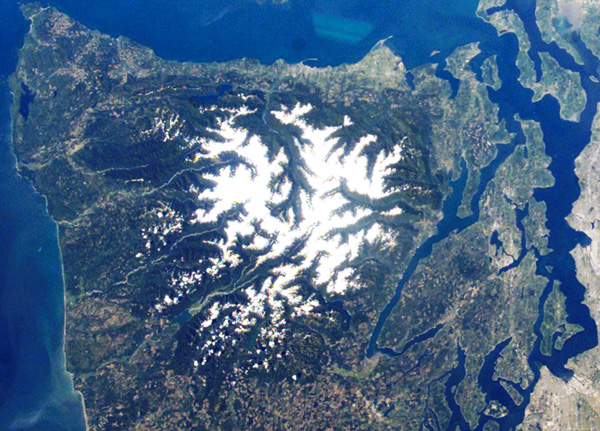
[[0, 0, 597, 429]]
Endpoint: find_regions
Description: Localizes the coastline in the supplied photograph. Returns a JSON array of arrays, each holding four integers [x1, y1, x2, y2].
[[6, 1, 600, 429], [0, 13, 87, 430]]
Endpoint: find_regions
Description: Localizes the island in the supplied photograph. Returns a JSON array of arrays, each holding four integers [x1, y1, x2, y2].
[[9, 1, 600, 430]]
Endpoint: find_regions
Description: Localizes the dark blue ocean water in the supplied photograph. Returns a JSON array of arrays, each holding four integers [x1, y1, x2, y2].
[[1, 2, 87, 430], [37, 0, 486, 69], [0, 0, 492, 426], [0, 0, 598, 429], [367, 0, 600, 429]]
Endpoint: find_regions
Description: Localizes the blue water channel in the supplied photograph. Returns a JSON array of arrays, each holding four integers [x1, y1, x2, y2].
[[368, 0, 600, 429], [1, 0, 599, 429]]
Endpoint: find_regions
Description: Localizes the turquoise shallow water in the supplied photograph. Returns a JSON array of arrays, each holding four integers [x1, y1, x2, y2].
[[40, 0, 487, 68], [1, 0, 597, 430], [0, 1, 489, 424]]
